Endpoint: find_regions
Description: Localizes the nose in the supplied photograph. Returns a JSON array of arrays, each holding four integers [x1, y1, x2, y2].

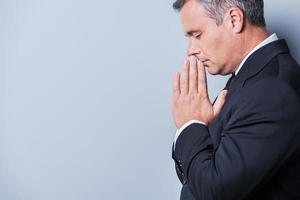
[[187, 39, 201, 57]]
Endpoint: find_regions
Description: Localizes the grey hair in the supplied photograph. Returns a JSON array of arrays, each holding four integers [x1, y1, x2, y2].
[[173, 0, 266, 27]]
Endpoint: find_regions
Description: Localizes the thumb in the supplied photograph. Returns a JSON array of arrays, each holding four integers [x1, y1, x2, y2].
[[213, 90, 228, 117]]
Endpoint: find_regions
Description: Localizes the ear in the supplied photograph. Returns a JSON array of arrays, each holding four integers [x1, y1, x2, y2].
[[225, 7, 244, 33]]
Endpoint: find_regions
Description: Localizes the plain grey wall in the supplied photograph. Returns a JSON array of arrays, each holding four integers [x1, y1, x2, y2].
[[0, 0, 299, 200]]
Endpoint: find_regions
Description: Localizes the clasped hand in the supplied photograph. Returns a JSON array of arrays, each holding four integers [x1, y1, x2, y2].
[[172, 56, 228, 129]]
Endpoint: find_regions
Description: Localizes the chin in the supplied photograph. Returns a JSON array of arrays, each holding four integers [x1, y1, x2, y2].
[[206, 66, 220, 75], [207, 64, 228, 75]]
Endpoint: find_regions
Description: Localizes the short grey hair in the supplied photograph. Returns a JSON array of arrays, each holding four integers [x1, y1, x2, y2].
[[173, 0, 266, 27]]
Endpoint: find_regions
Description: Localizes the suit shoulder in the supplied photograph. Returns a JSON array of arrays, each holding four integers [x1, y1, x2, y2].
[[228, 77, 300, 129], [277, 53, 300, 96], [236, 77, 300, 113]]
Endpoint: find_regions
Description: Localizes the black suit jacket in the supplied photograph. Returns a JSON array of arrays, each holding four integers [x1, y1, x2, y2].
[[172, 39, 300, 200]]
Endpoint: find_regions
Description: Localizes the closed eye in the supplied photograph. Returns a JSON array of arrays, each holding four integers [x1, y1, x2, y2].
[[195, 33, 202, 39]]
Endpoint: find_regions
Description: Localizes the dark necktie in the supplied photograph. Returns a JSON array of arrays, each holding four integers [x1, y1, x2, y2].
[[224, 73, 236, 90], [212, 73, 236, 106]]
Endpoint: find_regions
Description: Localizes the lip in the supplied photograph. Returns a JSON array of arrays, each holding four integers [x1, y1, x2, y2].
[[202, 60, 209, 65], [200, 60, 209, 68], [197, 58, 209, 62]]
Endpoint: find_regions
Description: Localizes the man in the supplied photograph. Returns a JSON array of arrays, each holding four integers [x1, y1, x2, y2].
[[171, 0, 300, 199]]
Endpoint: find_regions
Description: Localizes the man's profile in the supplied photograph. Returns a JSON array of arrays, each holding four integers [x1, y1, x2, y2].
[[171, 0, 300, 199]]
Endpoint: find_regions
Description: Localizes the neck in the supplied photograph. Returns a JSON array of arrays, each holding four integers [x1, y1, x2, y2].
[[232, 26, 269, 73], [243, 26, 269, 54]]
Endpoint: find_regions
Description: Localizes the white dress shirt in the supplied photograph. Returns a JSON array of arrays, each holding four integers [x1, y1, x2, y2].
[[174, 33, 279, 149]]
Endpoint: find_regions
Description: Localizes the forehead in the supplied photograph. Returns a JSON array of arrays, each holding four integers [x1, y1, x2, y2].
[[180, 0, 211, 33]]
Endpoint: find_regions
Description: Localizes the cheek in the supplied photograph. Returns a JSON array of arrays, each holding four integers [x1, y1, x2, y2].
[[200, 32, 221, 56], [209, 34, 229, 61]]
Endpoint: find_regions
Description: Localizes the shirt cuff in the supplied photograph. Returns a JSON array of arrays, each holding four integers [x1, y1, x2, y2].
[[174, 120, 207, 150]]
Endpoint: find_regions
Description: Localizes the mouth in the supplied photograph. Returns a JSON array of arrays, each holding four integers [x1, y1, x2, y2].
[[196, 58, 209, 63], [194, 57, 210, 67], [201, 60, 210, 67]]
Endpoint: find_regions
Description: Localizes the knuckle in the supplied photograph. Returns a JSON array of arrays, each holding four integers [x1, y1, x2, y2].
[[179, 95, 189, 103], [190, 93, 199, 101], [199, 94, 208, 101]]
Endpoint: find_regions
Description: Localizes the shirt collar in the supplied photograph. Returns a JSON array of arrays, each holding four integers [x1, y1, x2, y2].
[[235, 33, 279, 75]]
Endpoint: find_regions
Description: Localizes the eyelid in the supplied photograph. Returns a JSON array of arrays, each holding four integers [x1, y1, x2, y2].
[[195, 33, 202, 38], [184, 32, 201, 38]]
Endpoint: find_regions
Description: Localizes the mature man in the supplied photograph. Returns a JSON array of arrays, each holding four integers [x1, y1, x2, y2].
[[171, 0, 300, 199]]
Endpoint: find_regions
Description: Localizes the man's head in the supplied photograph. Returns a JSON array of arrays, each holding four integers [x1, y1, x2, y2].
[[173, 0, 268, 75]]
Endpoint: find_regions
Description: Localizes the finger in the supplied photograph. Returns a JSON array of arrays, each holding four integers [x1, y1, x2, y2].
[[197, 60, 208, 97], [189, 56, 198, 93], [213, 90, 228, 117], [180, 60, 189, 95], [173, 72, 180, 99]]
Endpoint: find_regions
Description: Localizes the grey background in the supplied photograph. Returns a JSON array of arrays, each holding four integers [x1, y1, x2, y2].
[[0, 0, 299, 199]]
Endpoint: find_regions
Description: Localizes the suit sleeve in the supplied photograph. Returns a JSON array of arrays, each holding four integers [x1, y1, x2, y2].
[[172, 78, 300, 200]]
